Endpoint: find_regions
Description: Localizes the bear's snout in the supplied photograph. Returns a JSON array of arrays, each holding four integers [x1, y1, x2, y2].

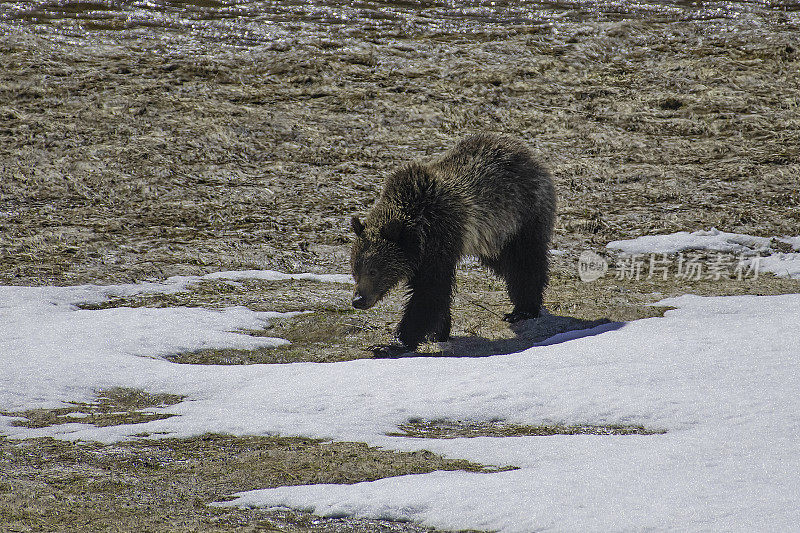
[[352, 290, 372, 309]]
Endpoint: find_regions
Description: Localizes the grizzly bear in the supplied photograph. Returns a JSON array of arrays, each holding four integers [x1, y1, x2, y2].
[[350, 133, 556, 351]]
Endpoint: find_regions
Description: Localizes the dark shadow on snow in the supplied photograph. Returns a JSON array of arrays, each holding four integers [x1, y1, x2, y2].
[[372, 311, 625, 358]]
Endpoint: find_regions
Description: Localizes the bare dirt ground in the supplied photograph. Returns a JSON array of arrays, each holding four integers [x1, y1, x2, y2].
[[1, 5, 799, 532]]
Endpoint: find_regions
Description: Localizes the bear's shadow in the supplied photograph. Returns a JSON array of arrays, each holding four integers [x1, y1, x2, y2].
[[372, 311, 624, 358]]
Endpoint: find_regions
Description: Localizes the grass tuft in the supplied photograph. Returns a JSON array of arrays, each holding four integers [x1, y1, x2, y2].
[[389, 419, 666, 439], [2, 388, 183, 429]]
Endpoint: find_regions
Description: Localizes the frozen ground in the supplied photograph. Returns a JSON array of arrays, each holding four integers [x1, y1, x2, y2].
[[607, 228, 800, 279], [2, 268, 799, 531]]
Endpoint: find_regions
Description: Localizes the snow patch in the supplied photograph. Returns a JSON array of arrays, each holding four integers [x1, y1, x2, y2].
[[606, 228, 799, 255], [759, 253, 800, 279], [2, 271, 800, 530], [0, 277, 302, 412], [606, 228, 800, 278]]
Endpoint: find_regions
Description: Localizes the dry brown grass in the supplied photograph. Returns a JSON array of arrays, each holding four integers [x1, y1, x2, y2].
[[1, 387, 183, 429], [1, 17, 799, 286], [388, 419, 665, 439], [1, 432, 493, 533]]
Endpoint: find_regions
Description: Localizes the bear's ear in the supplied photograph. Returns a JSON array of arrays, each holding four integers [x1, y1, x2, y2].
[[380, 219, 405, 243], [351, 216, 365, 236]]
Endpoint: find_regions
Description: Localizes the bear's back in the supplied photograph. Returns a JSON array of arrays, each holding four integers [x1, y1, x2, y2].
[[429, 134, 554, 258]]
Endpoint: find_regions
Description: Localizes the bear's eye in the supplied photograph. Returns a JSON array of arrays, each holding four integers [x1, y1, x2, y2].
[[368, 268, 378, 277]]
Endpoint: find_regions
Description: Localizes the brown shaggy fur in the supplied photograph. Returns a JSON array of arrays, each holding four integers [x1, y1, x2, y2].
[[351, 133, 556, 350]]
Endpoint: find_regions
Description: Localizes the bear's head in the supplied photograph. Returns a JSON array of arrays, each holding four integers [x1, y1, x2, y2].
[[350, 216, 417, 309]]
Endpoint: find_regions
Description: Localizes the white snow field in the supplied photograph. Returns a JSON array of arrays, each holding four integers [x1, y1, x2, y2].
[[2, 269, 800, 531], [607, 228, 800, 279]]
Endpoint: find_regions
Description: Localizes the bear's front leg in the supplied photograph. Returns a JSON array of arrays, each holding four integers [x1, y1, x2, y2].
[[397, 268, 455, 350]]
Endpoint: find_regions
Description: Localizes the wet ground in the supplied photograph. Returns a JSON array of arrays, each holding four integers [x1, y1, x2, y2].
[[1, 1, 799, 531]]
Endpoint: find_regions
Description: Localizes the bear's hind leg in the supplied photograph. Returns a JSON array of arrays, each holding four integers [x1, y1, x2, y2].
[[482, 227, 549, 323]]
